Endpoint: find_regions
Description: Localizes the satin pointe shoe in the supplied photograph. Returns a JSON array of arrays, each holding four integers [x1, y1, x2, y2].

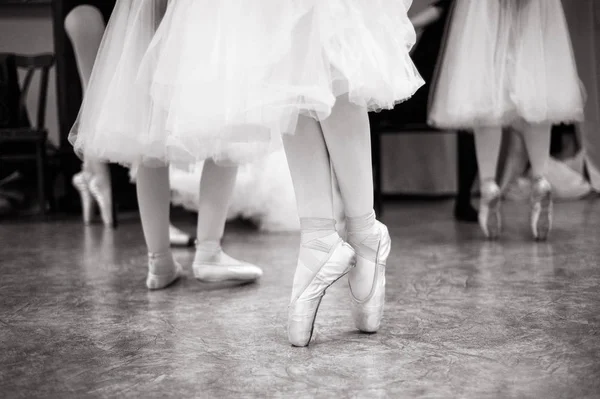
[[530, 177, 553, 241], [72, 171, 94, 225], [192, 242, 263, 282], [146, 252, 183, 290], [478, 180, 502, 239], [348, 220, 391, 333], [288, 239, 356, 347], [88, 175, 114, 227]]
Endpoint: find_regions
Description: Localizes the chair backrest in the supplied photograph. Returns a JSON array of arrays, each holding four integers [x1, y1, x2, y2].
[[0, 54, 24, 129], [0, 53, 55, 131]]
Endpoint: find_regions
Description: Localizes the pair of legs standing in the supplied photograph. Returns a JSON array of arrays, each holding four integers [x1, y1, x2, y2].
[[66, 5, 113, 227], [284, 95, 390, 347], [474, 123, 553, 240], [138, 160, 262, 289]]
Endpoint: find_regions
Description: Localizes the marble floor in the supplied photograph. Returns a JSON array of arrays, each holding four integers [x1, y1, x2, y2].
[[1, 199, 599, 398]]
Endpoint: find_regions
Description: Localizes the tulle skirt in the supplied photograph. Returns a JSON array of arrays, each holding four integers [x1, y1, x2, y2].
[[69, 0, 423, 167], [69, 0, 170, 167], [428, 0, 585, 129]]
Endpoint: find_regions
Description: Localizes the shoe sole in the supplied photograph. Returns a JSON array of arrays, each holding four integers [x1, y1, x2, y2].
[[194, 275, 260, 283], [192, 265, 262, 283]]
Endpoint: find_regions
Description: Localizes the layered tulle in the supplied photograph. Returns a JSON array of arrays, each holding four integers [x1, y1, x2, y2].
[[69, 0, 170, 167], [428, 0, 585, 129], [70, 0, 423, 167]]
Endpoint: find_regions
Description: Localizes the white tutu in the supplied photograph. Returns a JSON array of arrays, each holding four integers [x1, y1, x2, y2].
[[69, 0, 170, 167], [428, 0, 585, 129], [71, 0, 423, 167]]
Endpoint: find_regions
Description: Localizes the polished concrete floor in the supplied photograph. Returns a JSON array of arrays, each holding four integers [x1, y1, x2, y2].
[[1, 199, 599, 398]]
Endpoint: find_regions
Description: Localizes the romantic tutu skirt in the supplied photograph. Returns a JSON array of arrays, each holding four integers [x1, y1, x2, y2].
[[428, 0, 585, 129], [70, 0, 423, 167], [69, 0, 170, 167]]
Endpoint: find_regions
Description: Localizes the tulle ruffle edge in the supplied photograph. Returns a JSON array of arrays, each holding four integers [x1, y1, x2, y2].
[[428, 109, 585, 131], [69, 0, 424, 167]]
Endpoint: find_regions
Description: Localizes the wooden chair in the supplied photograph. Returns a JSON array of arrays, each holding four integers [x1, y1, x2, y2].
[[0, 53, 55, 215]]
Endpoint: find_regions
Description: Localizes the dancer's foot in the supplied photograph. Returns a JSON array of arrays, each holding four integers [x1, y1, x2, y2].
[[146, 251, 182, 290], [89, 175, 113, 227], [192, 240, 263, 282], [478, 180, 502, 239], [72, 171, 93, 225], [288, 219, 356, 347], [347, 212, 390, 333], [530, 177, 553, 241]]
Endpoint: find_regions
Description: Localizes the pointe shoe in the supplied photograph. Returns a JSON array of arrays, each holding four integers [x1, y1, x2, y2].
[[530, 177, 553, 241], [72, 171, 94, 225], [288, 240, 356, 347], [146, 252, 183, 290], [169, 224, 195, 247], [348, 220, 391, 333], [192, 244, 263, 282], [89, 176, 113, 227], [478, 180, 502, 239]]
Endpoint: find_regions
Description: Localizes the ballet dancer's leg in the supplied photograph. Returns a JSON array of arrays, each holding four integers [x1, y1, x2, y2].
[[521, 123, 553, 240], [474, 127, 503, 239], [498, 129, 529, 193], [65, 5, 113, 226], [319, 95, 390, 333], [284, 116, 356, 347], [192, 159, 263, 282], [136, 165, 181, 289]]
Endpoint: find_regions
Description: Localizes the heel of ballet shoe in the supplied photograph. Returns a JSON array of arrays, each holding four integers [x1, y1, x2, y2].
[[146, 252, 182, 290], [89, 176, 113, 227], [478, 181, 502, 240], [288, 241, 356, 347], [72, 172, 94, 225], [349, 221, 391, 333], [531, 177, 553, 241]]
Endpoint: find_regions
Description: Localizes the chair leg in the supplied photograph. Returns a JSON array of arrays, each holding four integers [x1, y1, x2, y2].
[[36, 142, 46, 215]]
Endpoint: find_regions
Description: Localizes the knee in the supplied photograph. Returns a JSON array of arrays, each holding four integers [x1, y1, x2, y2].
[[64, 5, 105, 38]]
